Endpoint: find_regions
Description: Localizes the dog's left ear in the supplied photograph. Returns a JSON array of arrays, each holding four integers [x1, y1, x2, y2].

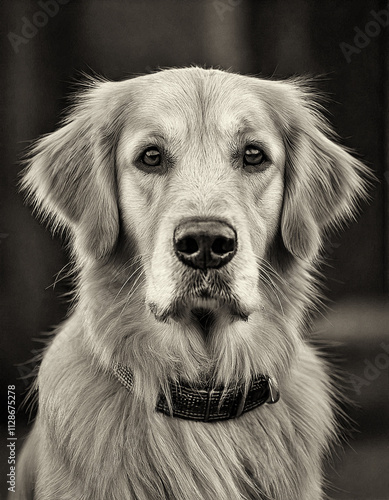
[[22, 81, 124, 260], [279, 82, 372, 261]]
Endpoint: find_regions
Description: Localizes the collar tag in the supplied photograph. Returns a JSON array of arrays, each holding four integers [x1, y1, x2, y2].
[[266, 376, 280, 404]]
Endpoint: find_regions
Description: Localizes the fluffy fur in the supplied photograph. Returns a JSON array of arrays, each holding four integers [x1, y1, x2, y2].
[[15, 68, 370, 500]]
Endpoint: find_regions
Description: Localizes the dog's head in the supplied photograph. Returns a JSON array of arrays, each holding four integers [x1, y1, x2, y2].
[[23, 68, 370, 377]]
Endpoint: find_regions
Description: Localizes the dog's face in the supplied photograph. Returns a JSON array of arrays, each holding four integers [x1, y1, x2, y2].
[[116, 72, 285, 325], [23, 68, 369, 380]]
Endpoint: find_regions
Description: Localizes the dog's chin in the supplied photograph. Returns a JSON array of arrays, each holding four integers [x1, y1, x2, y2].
[[190, 307, 216, 337]]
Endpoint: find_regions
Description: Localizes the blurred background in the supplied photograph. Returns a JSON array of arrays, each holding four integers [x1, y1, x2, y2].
[[1, 0, 388, 498]]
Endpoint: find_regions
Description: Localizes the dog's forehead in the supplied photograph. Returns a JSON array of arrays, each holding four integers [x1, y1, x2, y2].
[[120, 69, 282, 138]]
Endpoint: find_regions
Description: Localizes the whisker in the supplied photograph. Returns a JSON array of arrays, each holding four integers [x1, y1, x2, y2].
[[111, 263, 145, 305], [259, 269, 285, 315], [255, 255, 289, 287], [119, 270, 147, 317], [46, 261, 75, 290], [120, 253, 149, 272]]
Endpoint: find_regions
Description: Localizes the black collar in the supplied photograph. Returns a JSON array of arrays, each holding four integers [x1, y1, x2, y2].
[[112, 363, 279, 422]]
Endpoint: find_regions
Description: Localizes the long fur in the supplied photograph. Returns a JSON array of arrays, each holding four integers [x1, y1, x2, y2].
[[14, 68, 371, 500]]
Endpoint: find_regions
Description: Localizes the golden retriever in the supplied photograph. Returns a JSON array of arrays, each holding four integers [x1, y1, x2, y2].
[[15, 67, 370, 500]]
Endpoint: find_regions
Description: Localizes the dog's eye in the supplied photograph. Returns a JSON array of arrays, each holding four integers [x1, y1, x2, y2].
[[141, 148, 161, 167], [243, 146, 265, 167]]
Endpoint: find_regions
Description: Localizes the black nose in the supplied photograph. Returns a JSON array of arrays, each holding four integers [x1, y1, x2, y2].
[[173, 219, 237, 270]]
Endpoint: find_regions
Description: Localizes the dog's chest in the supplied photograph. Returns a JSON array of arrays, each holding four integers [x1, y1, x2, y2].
[[39, 330, 330, 499], [110, 401, 310, 500]]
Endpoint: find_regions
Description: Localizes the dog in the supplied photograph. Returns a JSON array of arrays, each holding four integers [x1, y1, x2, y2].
[[14, 67, 370, 500]]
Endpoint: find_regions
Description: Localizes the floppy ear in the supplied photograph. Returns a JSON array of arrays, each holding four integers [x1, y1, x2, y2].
[[22, 81, 123, 260], [279, 82, 371, 261]]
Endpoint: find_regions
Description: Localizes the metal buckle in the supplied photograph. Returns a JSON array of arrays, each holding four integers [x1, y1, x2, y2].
[[266, 376, 280, 404]]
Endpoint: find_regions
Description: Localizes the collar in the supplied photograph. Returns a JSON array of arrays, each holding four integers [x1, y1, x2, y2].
[[113, 363, 280, 422]]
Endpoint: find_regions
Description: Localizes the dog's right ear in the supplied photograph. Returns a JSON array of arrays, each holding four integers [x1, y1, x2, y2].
[[22, 81, 124, 260], [273, 80, 372, 262]]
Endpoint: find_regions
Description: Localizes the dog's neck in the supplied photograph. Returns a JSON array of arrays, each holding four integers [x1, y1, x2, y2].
[[112, 362, 280, 422]]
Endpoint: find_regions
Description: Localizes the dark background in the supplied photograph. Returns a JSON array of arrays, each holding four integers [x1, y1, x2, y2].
[[1, 1, 388, 499]]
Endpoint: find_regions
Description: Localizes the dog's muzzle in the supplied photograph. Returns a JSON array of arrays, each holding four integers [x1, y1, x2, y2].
[[173, 219, 237, 270]]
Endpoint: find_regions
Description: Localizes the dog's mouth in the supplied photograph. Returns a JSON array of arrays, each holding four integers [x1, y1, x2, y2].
[[149, 293, 250, 328]]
